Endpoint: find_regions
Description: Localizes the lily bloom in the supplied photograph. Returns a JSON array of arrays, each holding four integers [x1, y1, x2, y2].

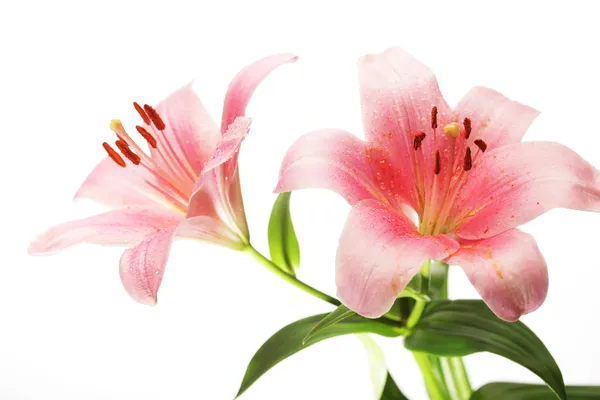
[[276, 47, 600, 321], [29, 53, 297, 305]]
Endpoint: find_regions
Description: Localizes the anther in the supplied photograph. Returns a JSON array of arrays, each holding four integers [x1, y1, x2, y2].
[[443, 122, 460, 138], [102, 142, 126, 167], [133, 102, 151, 125], [136, 125, 157, 148], [431, 106, 438, 129], [474, 139, 488, 153], [434, 150, 441, 175], [143, 104, 166, 130], [413, 132, 426, 150], [463, 117, 472, 139], [464, 147, 473, 171], [115, 140, 141, 165]]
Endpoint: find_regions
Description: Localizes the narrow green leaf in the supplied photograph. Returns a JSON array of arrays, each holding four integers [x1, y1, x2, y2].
[[303, 304, 356, 344], [357, 335, 409, 400], [268, 192, 300, 275], [471, 382, 600, 400], [380, 373, 409, 400], [235, 313, 403, 398], [404, 300, 566, 400]]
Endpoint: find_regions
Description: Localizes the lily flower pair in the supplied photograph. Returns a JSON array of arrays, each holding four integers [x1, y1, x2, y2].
[[30, 48, 600, 322]]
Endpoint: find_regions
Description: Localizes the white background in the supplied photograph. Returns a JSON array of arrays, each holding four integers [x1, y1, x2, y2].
[[2, 1, 599, 399]]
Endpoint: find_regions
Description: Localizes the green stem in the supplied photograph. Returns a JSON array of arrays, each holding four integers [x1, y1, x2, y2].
[[413, 352, 450, 400], [432, 262, 472, 400], [245, 245, 341, 307], [441, 357, 472, 400]]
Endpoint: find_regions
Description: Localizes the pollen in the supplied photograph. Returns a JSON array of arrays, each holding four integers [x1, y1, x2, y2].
[[464, 147, 473, 171], [133, 102, 151, 125], [443, 122, 460, 138], [143, 104, 166, 130], [431, 106, 438, 129], [413, 132, 426, 150], [136, 125, 158, 148], [434, 150, 441, 175], [474, 139, 488, 152], [102, 142, 126, 167], [463, 117, 472, 139]]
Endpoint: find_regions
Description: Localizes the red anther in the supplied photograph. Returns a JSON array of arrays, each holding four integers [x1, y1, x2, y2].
[[434, 150, 441, 175], [474, 139, 488, 153], [463, 117, 472, 139], [133, 102, 151, 125], [102, 142, 126, 167], [413, 132, 427, 150], [464, 147, 473, 171], [136, 125, 158, 148], [143, 104, 166, 130], [431, 106, 438, 129], [115, 140, 141, 165]]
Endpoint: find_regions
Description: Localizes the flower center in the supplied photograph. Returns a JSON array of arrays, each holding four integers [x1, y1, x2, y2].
[[101, 103, 191, 212], [414, 107, 489, 235]]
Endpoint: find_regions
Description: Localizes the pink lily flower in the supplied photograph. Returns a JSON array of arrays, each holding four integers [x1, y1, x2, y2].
[[276, 47, 600, 321], [29, 53, 297, 305]]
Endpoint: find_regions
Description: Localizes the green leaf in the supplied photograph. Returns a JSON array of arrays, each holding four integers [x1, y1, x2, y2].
[[380, 372, 409, 400], [303, 304, 356, 344], [236, 313, 403, 398], [357, 335, 409, 400], [404, 300, 566, 399], [471, 382, 600, 400], [268, 192, 300, 275]]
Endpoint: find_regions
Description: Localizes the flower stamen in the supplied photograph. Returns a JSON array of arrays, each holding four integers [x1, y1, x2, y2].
[[431, 106, 438, 129], [434, 150, 441, 175], [133, 102, 151, 126], [135, 126, 157, 148], [474, 139, 488, 153], [102, 142, 126, 167], [143, 104, 166, 131], [413, 132, 426, 150], [463, 117, 472, 139], [115, 139, 141, 165], [464, 147, 473, 171]]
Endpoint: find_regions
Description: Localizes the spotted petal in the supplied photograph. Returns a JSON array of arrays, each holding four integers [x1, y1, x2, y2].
[[452, 141, 600, 239], [336, 199, 459, 318], [446, 229, 548, 322], [358, 47, 452, 210], [455, 86, 540, 151]]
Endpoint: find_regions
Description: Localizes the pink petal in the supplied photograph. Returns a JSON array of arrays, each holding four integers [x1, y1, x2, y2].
[[177, 215, 248, 250], [201, 117, 252, 179], [455, 86, 540, 150], [151, 83, 220, 184], [452, 142, 600, 239], [28, 207, 183, 255], [336, 200, 459, 318], [275, 129, 381, 205], [221, 53, 298, 131], [119, 215, 249, 305], [446, 229, 548, 322], [186, 118, 253, 241], [119, 229, 175, 305], [74, 157, 167, 209], [358, 47, 452, 210]]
